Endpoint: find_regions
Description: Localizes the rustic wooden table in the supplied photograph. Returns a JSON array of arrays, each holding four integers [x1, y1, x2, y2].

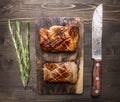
[[0, 0, 120, 102]]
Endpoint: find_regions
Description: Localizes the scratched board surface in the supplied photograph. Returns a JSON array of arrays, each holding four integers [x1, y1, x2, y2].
[[35, 17, 84, 94]]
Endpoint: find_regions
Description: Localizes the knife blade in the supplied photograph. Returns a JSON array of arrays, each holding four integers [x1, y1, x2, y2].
[[91, 4, 103, 97]]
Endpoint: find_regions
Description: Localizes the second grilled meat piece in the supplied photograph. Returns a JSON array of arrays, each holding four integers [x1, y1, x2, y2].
[[40, 26, 79, 52], [43, 62, 78, 84]]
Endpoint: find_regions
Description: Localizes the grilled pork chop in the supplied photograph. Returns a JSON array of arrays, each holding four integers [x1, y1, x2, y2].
[[43, 62, 78, 84], [39, 26, 79, 52]]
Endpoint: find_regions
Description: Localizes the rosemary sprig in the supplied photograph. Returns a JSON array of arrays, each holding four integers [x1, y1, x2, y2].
[[8, 20, 31, 88]]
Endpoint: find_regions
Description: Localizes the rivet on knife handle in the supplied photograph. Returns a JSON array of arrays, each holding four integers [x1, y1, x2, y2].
[[92, 59, 102, 97]]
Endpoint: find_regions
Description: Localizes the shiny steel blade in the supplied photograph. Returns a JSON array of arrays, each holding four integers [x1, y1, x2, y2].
[[92, 4, 103, 60]]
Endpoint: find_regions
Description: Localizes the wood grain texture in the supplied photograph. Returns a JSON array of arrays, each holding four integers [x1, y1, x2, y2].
[[36, 17, 84, 94], [0, 0, 120, 102]]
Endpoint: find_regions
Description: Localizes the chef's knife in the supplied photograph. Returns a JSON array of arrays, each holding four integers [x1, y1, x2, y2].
[[91, 4, 103, 97]]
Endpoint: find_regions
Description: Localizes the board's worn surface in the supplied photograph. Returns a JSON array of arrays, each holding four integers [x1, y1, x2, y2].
[[36, 17, 84, 94]]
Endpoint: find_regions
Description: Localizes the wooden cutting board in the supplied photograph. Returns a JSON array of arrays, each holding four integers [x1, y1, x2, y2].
[[35, 17, 84, 94]]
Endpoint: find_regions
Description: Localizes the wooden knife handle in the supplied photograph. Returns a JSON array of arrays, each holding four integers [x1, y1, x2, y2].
[[91, 59, 102, 97]]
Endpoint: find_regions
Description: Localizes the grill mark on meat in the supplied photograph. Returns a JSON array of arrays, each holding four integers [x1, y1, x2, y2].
[[50, 38, 64, 48]]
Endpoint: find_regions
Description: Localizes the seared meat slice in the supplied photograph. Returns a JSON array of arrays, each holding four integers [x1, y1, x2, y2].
[[43, 62, 78, 84], [40, 26, 79, 52]]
